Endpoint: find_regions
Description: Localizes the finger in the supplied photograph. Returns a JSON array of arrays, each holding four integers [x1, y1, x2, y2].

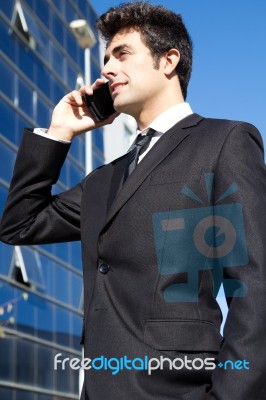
[[82, 79, 107, 96], [66, 90, 84, 106], [91, 78, 106, 90]]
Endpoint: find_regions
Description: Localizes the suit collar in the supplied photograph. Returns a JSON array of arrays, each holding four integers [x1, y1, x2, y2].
[[103, 113, 204, 229], [174, 112, 204, 129]]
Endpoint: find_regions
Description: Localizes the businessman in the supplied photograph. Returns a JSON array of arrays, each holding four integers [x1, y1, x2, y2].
[[1, 2, 266, 399]]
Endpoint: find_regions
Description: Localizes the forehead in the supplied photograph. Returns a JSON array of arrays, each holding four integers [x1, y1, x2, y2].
[[105, 29, 146, 55]]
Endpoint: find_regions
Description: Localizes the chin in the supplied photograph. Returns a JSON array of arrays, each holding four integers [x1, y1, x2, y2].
[[114, 98, 138, 117]]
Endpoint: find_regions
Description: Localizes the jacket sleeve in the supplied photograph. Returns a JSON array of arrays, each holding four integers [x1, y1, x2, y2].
[[0, 129, 84, 245], [186, 122, 266, 400], [208, 122, 266, 399]]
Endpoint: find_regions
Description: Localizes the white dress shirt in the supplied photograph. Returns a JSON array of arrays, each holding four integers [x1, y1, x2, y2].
[[135, 102, 192, 162]]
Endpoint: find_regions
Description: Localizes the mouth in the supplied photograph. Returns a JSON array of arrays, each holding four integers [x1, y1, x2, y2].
[[111, 81, 127, 95]]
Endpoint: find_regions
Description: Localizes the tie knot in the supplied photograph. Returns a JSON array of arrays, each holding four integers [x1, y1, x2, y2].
[[133, 128, 155, 155]]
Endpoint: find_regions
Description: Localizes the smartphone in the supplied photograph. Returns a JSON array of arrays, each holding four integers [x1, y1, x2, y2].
[[84, 82, 115, 122]]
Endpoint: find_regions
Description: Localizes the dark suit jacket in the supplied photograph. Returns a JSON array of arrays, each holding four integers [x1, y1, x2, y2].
[[1, 114, 266, 399]]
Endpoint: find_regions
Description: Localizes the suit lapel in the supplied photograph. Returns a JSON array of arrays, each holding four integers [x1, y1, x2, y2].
[[103, 113, 204, 228]]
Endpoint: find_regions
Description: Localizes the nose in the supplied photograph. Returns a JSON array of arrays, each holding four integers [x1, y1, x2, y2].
[[101, 59, 118, 81]]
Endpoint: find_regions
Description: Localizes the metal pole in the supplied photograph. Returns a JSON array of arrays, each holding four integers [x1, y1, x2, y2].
[[84, 47, 93, 175], [79, 47, 92, 398]]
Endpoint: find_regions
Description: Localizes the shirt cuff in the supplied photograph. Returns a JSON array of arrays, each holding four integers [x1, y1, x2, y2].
[[33, 128, 71, 143]]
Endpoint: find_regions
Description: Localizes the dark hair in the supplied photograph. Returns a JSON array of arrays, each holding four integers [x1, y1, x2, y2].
[[96, 1, 193, 99]]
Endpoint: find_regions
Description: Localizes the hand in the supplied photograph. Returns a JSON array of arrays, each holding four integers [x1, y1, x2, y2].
[[47, 79, 119, 141]]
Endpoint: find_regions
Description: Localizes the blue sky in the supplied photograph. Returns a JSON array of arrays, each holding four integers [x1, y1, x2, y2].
[[93, 0, 266, 142]]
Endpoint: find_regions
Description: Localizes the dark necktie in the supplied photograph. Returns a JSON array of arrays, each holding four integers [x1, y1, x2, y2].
[[124, 128, 155, 181]]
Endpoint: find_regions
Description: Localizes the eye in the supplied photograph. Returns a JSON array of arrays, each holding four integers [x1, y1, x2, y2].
[[119, 50, 129, 58]]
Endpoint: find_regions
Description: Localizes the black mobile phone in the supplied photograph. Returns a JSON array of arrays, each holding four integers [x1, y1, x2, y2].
[[84, 82, 115, 122]]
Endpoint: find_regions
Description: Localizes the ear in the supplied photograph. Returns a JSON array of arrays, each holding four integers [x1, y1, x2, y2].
[[163, 49, 180, 76]]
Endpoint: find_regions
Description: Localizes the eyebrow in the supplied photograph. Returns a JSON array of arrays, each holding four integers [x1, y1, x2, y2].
[[104, 44, 133, 65]]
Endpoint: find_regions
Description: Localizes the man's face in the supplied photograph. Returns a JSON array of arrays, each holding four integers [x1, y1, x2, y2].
[[102, 29, 166, 120]]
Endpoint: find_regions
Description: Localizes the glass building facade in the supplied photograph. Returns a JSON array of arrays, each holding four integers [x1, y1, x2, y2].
[[0, 1, 104, 399]]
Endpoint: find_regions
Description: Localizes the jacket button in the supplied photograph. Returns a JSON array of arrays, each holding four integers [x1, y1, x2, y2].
[[99, 263, 110, 274]]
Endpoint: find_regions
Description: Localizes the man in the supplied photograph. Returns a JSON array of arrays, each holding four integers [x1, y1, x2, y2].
[[1, 2, 266, 399]]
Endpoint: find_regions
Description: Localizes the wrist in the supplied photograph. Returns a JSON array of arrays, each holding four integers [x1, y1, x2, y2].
[[47, 125, 74, 141]]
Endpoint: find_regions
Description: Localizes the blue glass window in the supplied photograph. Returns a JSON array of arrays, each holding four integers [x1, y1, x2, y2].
[[77, 0, 87, 17], [51, 184, 64, 196], [38, 252, 82, 309], [0, 182, 8, 211], [16, 339, 35, 385], [0, 58, 15, 101], [87, 5, 98, 33], [0, 140, 16, 183], [0, 0, 15, 18], [0, 389, 34, 400], [65, 2, 78, 23], [0, 100, 16, 141], [54, 306, 70, 347], [91, 60, 101, 82], [36, 299, 54, 341], [91, 43, 100, 61], [66, 64, 78, 89], [16, 116, 29, 146], [22, 7, 47, 48], [0, 241, 13, 276], [23, 0, 34, 7], [70, 274, 83, 309], [51, 77, 66, 104], [69, 164, 84, 186], [17, 40, 35, 80], [69, 137, 85, 167], [16, 287, 79, 347], [34, 0, 49, 26], [37, 345, 55, 388], [36, 97, 51, 128], [93, 152, 104, 169], [18, 78, 33, 118], [51, 43, 65, 80], [0, 283, 28, 332], [0, 336, 16, 382], [66, 32, 78, 64], [53, 242, 70, 264], [72, 313, 83, 350], [0, 332, 80, 394], [53, 262, 70, 304], [0, 336, 15, 381], [59, 159, 68, 187], [53, 0, 65, 16], [70, 241, 82, 271], [14, 246, 46, 289], [0, 19, 16, 62], [51, 12, 64, 47], [35, 62, 51, 98], [92, 128, 104, 152]]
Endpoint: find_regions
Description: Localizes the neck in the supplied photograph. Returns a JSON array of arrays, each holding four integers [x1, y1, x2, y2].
[[136, 96, 184, 130], [132, 79, 184, 129]]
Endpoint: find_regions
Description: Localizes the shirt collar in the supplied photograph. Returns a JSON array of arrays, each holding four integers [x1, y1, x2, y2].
[[137, 102, 193, 136]]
